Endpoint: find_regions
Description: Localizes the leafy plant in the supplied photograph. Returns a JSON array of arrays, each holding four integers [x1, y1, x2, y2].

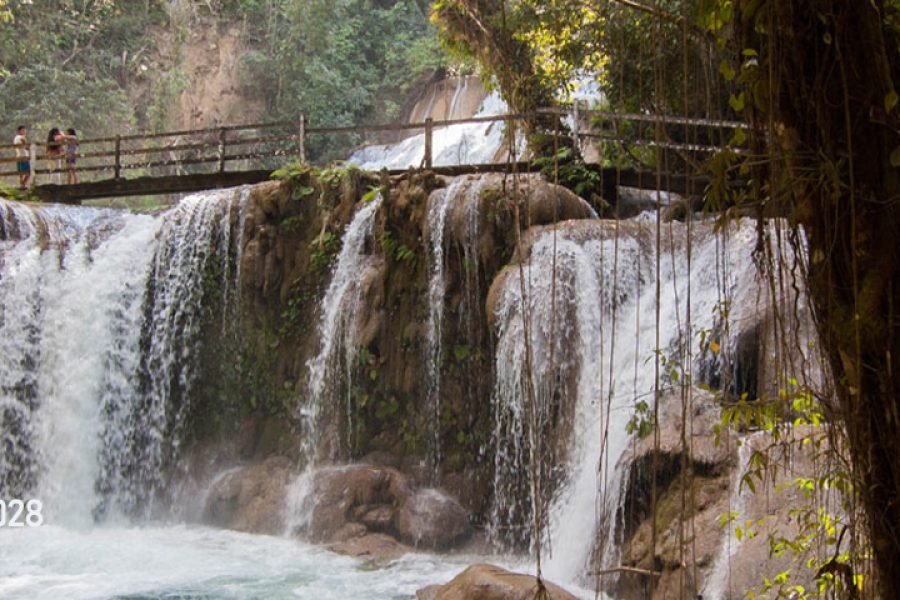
[[625, 399, 655, 438], [531, 145, 601, 200], [309, 230, 338, 271]]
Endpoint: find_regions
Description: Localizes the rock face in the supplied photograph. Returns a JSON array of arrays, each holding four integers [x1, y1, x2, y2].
[[609, 387, 734, 599], [416, 564, 580, 600], [202, 456, 292, 534], [298, 464, 471, 554], [610, 385, 835, 599], [700, 426, 833, 599], [232, 170, 601, 520]]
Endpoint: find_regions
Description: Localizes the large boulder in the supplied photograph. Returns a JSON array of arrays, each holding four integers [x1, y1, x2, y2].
[[416, 564, 580, 600], [299, 464, 472, 551], [304, 464, 413, 542], [396, 489, 469, 549], [202, 456, 292, 534]]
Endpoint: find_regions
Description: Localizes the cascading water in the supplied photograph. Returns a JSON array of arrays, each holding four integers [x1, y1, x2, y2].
[[489, 221, 649, 560], [446, 75, 469, 121], [488, 215, 769, 584], [347, 92, 520, 169], [0, 189, 509, 600], [0, 201, 161, 525], [304, 194, 384, 461], [97, 189, 248, 518], [701, 433, 760, 599], [0, 188, 248, 522], [0, 171, 814, 599], [424, 177, 487, 475]]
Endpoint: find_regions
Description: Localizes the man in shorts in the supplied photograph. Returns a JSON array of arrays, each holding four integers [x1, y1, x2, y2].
[[13, 125, 30, 188]]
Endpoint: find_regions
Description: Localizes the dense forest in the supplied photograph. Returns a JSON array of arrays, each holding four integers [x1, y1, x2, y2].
[[0, 0, 445, 151]]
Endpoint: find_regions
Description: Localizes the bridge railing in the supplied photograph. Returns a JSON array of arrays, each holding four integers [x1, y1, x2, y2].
[[0, 108, 744, 185]]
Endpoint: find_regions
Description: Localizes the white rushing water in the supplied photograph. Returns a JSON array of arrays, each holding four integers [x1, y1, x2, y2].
[[0, 179, 799, 599], [0, 201, 160, 525], [0, 524, 491, 600], [304, 194, 384, 460], [1, 191, 538, 600], [348, 92, 522, 170], [488, 214, 766, 584], [423, 177, 487, 475]]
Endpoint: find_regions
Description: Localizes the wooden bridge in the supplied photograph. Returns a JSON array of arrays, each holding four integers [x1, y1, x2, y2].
[[0, 107, 744, 205]]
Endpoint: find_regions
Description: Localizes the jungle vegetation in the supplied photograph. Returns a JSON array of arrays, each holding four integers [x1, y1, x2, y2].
[[0, 0, 445, 158], [430, 0, 900, 596]]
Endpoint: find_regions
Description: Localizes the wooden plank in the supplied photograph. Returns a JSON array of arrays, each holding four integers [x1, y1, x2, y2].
[[31, 170, 275, 204]]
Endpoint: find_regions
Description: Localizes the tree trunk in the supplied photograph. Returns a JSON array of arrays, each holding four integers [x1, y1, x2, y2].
[[741, 0, 900, 595]]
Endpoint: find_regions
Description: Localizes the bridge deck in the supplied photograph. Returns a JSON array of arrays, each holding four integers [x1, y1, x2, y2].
[[28, 163, 708, 206]]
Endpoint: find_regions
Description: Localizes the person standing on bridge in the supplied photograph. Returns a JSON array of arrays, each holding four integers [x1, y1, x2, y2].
[[13, 125, 30, 188], [64, 128, 78, 184], [46, 127, 65, 183]]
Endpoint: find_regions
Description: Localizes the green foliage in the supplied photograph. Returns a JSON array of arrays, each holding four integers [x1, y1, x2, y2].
[[626, 399, 656, 438], [0, 1, 170, 134], [0, 180, 38, 202], [147, 66, 188, 133], [361, 186, 382, 204], [379, 229, 416, 264], [239, 0, 447, 161], [531, 145, 600, 199], [0, 64, 135, 139], [309, 231, 339, 271], [715, 378, 866, 598], [0, 0, 446, 156], [272, 161, 314, 184]]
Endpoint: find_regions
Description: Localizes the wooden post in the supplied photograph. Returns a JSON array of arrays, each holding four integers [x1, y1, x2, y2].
[[29, 142, 36, 185], [114, 135, 122, 180], [424, 117, 433, 169], [218, 127, 227, 173], [298, 114, 306, 163]]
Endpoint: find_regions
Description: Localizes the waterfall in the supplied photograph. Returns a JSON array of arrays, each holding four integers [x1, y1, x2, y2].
[[347, 91, 517, 169], [702, 434, 759, 599], [424, 176, 486, 477], [98, 188, 248, 518], [488, 215, 766, 583], [0, 201, 160, 526], [446, 76, 469, 121], [489, 221, 648, 558], [305, 194, 384, 461], [0, 188, 249, 524]]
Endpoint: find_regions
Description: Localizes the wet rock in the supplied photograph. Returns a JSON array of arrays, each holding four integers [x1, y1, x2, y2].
[[331, 522, 368, 542], [616, 187, 681, 219], [630, 386, 730, 469], [611, 387, 734, 599], [300, 464, 471, 551], [416, 564, 580, 600], [305, 464, 412, 542], [662, 196, 704, 222], [355, 503, 395, 532], [328, 532, 412, 562], [396, 489, 470, 549], [202, 456, 292, 534], [703, 426, 830, 598], [612, 384, 832, 599], [253, 180, 290, 217], [516, 176, 597, 225]]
